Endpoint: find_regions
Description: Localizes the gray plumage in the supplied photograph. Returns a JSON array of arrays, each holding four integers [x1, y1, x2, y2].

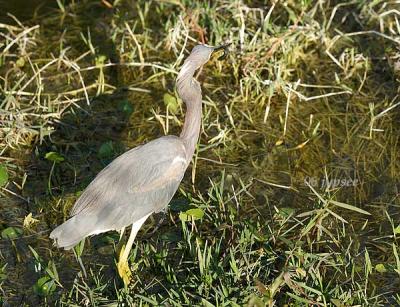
[[50, 43, 230, 250]]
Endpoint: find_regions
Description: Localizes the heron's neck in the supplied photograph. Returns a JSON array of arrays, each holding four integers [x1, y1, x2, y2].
[[180, 98, 202, 159], [177, 60, 203, 160]]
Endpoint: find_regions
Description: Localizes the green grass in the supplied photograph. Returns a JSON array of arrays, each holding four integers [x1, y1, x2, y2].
[[1, 0, 400, 305]]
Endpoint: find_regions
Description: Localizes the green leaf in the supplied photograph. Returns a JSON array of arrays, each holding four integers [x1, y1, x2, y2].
[[45, 260, 59, 282], [394, 225, 400, 234], [45, 152, 64, 163], [74, 239, 85, 258], [16, 57, 25, 68], [29, 245, 42, 263], [0, 264, 7, 281], [33, 276, 56, 296], [329, 200, 371, 215], [179, 212, 189, 222], [99, 234, 119, 245], [331, 298, 345, 307], [118, 100, 134, 116], [375, 263, 387, 273], [283, 5, 297, 23], [1, 227, 23, 240], [393, 243, 400, 274], [163, 93, 179, 114], [179, 208, 204, 221], [98, 141, 114, 159], [186, 208, 204, 219], [0, 165, 9, 187], [278, 207, 295, 218], [95, 54, 107, 66]]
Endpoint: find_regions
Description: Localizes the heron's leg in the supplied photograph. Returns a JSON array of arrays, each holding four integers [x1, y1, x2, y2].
[[115, 226, 126, 259], [120, 225, 139, 265], [117, 214, 150, 285], [145, 210, 167, 238], [119, 226, 125, 241], [117, 224, 139, 285]]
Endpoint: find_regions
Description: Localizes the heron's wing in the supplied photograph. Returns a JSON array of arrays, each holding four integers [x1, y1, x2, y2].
[[70, 135, 187, 217]]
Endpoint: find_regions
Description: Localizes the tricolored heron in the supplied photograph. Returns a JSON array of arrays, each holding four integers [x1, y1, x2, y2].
[[50, 43, 230, 282]]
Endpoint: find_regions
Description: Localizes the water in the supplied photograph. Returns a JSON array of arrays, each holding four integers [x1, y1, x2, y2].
[[0, 0, 57, 23]]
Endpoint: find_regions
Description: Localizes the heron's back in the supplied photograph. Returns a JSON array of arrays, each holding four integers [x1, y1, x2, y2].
[[50, 136, 188, 249]]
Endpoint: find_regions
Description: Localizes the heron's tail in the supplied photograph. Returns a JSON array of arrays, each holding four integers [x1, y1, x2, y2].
[[50, 215, 98, 250]]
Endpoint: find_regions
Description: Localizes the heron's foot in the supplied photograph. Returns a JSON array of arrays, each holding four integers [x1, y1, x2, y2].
[[117, 244, 132, 286]]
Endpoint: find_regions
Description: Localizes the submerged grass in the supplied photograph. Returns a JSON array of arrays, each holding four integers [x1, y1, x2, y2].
[[0, 0, 400, 305]]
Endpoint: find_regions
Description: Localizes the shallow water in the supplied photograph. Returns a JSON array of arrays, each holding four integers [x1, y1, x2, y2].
[[0, 0, 57, 23]]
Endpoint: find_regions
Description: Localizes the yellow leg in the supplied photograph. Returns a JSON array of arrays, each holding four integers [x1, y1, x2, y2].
[[119, 226, 125, 241], [117, 225, 138, 285], [116, 214, 150, 286], [115, 226, 125, 256]]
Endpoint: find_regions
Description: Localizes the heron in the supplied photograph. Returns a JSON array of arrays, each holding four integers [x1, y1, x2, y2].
[[50, 43, 231, 282]]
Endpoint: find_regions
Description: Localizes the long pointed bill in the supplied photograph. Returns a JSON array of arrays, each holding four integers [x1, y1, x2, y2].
[[213, 43, 232, 60]]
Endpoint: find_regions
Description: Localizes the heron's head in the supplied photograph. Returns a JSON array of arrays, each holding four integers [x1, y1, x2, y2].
[[177, 43, 231, 85], [187, 43, 231, 68], [177, 43, 230, 102]]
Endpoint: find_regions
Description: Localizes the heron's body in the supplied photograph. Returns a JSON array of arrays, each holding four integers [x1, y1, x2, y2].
[[50, 44, 230, 275], [50, 135, 188, 249]]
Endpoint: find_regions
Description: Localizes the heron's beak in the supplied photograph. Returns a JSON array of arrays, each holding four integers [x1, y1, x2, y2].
[[212, 43, 232, 60]]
